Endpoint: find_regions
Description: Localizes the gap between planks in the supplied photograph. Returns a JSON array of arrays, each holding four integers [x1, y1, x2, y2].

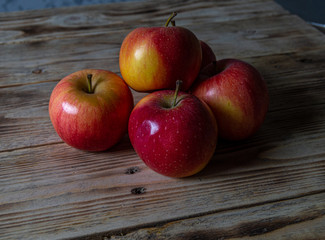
[[0, 141, 63, 154], [78, 189, 325, 240], [0, 79, 60, 89]]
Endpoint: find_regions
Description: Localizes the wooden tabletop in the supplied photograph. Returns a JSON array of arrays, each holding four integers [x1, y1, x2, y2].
[[1, 0, 325, 239]]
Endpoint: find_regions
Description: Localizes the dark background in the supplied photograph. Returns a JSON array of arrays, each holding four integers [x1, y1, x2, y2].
[[0, 0, 324, 26]]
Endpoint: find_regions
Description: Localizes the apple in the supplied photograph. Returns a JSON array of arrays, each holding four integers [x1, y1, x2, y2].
[[128, 81, 218, 178], [200, 40, 216, 70], [192, 59, 269, 141], [49, 69, 134, 151], [119, 12, 202, 92], [193, 60, 218, 88], [191, 41, 216, 89]]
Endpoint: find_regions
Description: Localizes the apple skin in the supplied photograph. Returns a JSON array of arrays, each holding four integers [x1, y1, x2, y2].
[[192, 59, 269, 141], [200, 40, 216, 70], [128, 90, 218, 178], [192, 60, 218, 88], [49, 69, 134, 151], [119, 26, 202, 92]]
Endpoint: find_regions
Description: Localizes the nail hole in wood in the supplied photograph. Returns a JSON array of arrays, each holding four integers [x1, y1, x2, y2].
[[125, 166, 140, 174], [131, 187, 146, 195], [299, 58, 313, 63], [32, 69, 42, 74]]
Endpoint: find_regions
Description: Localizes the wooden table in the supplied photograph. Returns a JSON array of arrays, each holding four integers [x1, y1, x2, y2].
[[1, 0, 325, 239]]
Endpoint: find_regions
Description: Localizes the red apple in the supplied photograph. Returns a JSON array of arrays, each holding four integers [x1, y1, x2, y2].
[[49, 69, 134, 151], [119, 12, 202, 92], [200, 40, 216, 70], [191, 41, 216, 89], [192, 61, 218, 88], [192, 59, 269, 141], [128, 81, 218, 178]]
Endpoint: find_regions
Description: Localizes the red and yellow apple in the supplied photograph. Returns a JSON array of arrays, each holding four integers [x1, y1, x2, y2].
[[192, 59, 269, 141], [119, 13, 202, 92], [49, 69, 134, 151], [128, 81, 218, 178]]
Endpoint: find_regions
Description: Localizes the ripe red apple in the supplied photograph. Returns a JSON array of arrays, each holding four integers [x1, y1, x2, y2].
[[200, 40, 216, 70], [128, 81, 218, 178], [119, 13, 202, 92], [192, 59, 269, 141], [49, 69, 134, 151]]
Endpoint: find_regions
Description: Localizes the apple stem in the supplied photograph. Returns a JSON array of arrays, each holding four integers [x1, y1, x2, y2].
[[165, 12, 177, 27], [87, 74, 94, 94], [172, 80, 183, 107]]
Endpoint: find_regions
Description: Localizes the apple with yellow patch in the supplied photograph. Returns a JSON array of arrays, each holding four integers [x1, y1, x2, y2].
[[49, 69, 134, 151], [119, 13, 202, 92], [192, 59, 269, 141]]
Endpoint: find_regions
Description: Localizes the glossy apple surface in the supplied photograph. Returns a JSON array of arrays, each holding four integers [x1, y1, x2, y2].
[[128, 86, 218, 178], [49, 69, 134, 151], [192, 59, 269, 141], [200, 40, 216, 70], [119, 14, 202, 92]]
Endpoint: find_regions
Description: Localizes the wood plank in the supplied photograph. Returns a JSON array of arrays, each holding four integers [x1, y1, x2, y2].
[[1, 14, 324, 87], [110, 192, 325, 240], [1, 0, 325, 239], [1, 57, 325, 238], [0, 134, 324, 239], [0, 81, 60, 151], [0, 0, 288, 53], [0, 2, 317, 87], [0, 0, 287, 38]]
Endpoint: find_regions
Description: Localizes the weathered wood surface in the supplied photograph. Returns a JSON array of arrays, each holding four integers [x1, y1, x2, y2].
[[0, 0, 325, 239]]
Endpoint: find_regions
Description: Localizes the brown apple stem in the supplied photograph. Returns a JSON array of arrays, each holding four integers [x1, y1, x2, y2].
[[87, 74, 94, 94], [172, 80, 183, 107], [165, 12, 177, 27]]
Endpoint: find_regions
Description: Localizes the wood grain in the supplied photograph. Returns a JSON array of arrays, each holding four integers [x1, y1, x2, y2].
[[1, 136, 324, 239], [0, 0, 316, 87], [110, 192, 325, 240], [0, 0, 325, 239]]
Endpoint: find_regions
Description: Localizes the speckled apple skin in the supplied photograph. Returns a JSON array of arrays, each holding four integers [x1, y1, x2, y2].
[[119, 26, 202, 92], [128, 90, 218, 178], [49, 69, 134, 151], [193, 59, 269, 141]]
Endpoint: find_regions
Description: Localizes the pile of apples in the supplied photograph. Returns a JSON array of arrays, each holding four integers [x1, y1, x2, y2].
[[49, 13, 269, 178]]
